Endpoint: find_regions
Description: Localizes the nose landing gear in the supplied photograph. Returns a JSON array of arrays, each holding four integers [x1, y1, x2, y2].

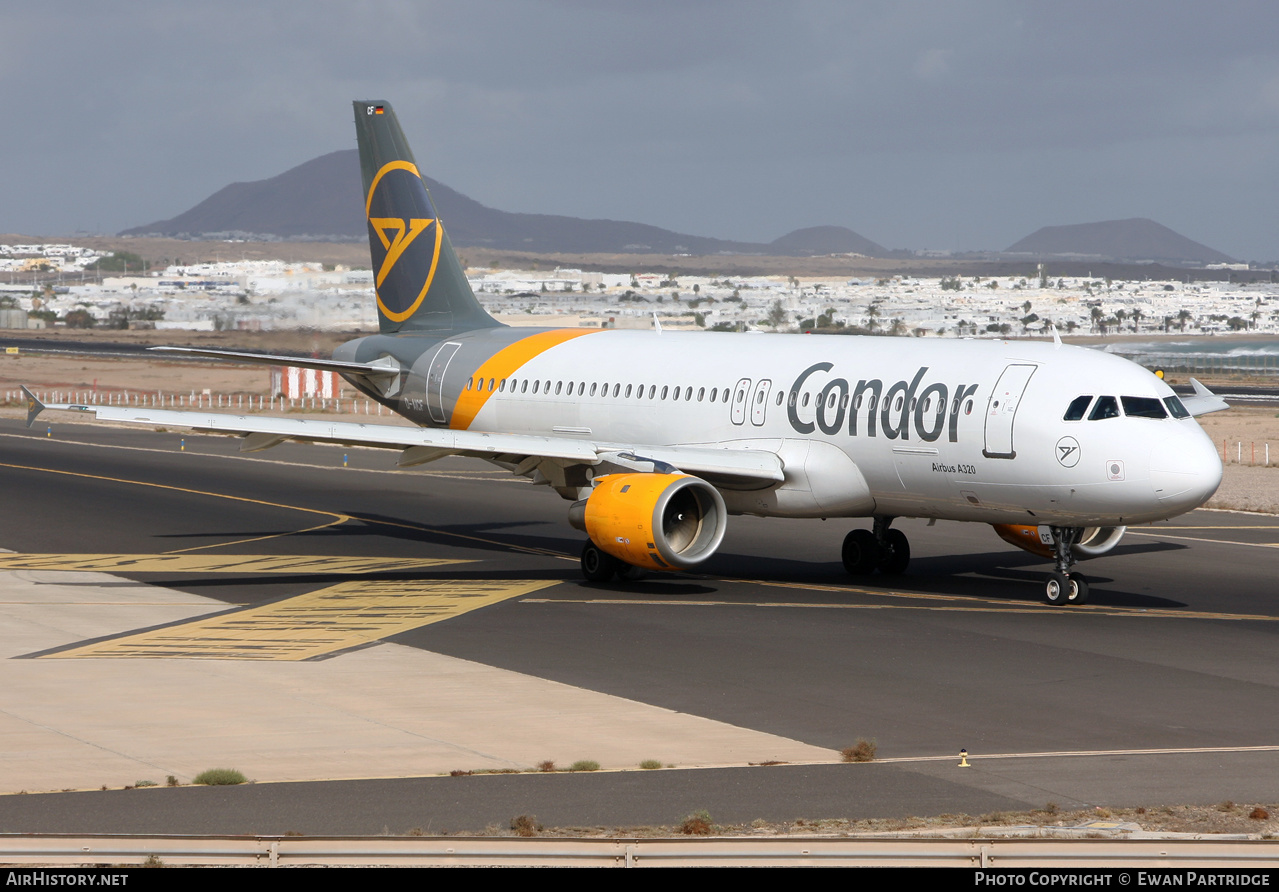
[[1045, 526, 1089, 606]]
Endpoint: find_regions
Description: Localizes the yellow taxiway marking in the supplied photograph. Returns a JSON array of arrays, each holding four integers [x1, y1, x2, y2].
[[1128, 530, 1279, 549], [524, 594, 1279, 622], [0, 460, 351, 554], [1155, 525, 1279, 529], [2, 459, 570, 561], [46, 578, 558, 661], [0, 554, 469, 574]]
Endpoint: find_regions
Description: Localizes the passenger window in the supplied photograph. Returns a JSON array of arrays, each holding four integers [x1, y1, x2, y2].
[[1089, 396, 1120, 420], [1063, 395, 1092, 421], [685, 387, 693, 401], [775, 391, 783, 406], [649, 385, 657, 399], [590, 383, 597, 396], [1165, 396, 1190, 418], [466, 378, 473, 391], [612, 384, 620, 397], [1121, 396, 1167, 419], [555, 381, 562, 395], [663, 386, 670, 399], [625, 384, 632, 398]]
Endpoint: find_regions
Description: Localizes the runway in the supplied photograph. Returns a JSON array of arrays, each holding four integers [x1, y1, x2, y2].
[[2, 416, 1278, 833]]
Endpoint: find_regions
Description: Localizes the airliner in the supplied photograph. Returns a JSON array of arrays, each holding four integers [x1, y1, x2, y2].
[[23, 100, 1227, 605]]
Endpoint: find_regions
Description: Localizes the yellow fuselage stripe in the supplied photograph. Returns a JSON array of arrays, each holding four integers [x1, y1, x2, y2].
[[449, 328, 601, 430]]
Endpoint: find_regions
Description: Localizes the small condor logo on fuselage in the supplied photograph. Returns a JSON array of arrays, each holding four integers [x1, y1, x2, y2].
[[1056, 436, 1081, 467], [365, 161, 444, 323]]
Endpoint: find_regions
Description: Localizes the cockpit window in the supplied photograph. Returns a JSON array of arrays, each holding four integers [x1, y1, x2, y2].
[[1063, 395, 1093, 421], [1088, 396, 1120, 420], [1121, 396, 1168, 419], [1164, 396, 1191, 419]]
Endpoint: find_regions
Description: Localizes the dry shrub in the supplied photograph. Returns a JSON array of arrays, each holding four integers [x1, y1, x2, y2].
[[510, 815, 542, 837], [679, 810, 713, 835], [841, 739, 877, 762]]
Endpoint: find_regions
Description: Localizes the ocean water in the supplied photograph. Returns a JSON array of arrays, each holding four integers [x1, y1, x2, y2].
[[1098, 338, 1279, 373]]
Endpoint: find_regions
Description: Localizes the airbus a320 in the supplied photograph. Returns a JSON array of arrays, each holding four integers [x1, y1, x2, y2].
[[24, 100, 1226, 605]]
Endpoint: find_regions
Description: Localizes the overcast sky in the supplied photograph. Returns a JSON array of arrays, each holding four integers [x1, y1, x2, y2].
[[3, 1, 1276, 260]]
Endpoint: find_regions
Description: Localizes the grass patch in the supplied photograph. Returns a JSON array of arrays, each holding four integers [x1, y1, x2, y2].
[[841, 739, 877, 762], [134, 780, 157, 788], [193, 768, 246, 786], [537, 760, 557, 773], [639, 759, 662, 770], [568, 760, 600, 772]]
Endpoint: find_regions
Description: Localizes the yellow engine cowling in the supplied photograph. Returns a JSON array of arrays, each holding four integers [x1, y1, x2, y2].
[[573, 473, 727, 571], [993, 524, 1127, 560]]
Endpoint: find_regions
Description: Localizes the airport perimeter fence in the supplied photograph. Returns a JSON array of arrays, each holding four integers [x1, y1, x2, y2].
[[1114, 351, 1279, 377], [1, 389, 389, 416]]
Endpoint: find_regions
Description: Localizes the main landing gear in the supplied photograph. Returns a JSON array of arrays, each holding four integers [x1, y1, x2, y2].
[[842, 516, 910, 576], [580, 541, 647, 583], [1044, 526, 1089, 607]]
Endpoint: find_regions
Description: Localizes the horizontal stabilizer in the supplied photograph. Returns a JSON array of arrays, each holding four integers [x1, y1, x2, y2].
[[149, 347, 401, 378]]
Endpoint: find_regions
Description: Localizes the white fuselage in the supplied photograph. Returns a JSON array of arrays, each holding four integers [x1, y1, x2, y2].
[[374, 329, 1222, 528]]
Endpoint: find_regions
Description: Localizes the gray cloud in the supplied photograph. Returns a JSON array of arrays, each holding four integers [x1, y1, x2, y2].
[[2, 0, 1275, 259]]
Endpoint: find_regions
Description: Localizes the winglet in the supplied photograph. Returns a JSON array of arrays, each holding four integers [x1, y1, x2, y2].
[[1183, 377, 1230, 416], [20, 385, 44, 429], [653, 312, 662, 334], [1050, 322, 1062, 349]]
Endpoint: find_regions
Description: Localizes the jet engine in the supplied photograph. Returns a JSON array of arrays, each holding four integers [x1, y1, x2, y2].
[[993, 524, 1127, 559], [569, 473, 727, 571]]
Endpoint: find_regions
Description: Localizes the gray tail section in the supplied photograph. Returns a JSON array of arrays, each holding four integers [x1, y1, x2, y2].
[[353, 101, 500, 334]]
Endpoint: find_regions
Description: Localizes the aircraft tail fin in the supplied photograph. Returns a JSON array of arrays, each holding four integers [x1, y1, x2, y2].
[[352, 101, 500, 334]]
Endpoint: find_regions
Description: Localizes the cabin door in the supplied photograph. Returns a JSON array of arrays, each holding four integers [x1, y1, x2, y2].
[[982, 363, 1037, 459]]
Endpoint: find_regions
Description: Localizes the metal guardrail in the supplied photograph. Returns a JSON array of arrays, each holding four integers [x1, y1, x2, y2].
[[2, 835, 1278, 867]]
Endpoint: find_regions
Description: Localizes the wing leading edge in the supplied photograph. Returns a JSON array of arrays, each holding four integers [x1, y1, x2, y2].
[[20, 387, 784, 487]]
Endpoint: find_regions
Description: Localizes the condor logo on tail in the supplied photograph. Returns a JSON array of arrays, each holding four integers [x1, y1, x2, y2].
[[365, 160, 444, 323]]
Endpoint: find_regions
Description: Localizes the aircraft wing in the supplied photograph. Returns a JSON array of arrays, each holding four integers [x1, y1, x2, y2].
[[20, 387, 784, 486], [1182, 378, 1230, 416]]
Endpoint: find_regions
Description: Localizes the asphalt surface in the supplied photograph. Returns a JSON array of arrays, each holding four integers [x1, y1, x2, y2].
[[2, 417, 1278, 834]]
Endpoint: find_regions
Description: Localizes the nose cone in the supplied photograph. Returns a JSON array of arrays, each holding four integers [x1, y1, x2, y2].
[[1149, 426, 1223, 514]]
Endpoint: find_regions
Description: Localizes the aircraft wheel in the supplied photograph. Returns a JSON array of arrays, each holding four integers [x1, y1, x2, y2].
[[842, 529, 879, 575], [1066, 572, 1089, 605], [581, 541, 619, 583], [1045, 571, 1073, 606], [617, 563, 648, 582], [878, 528, 911, 574]]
